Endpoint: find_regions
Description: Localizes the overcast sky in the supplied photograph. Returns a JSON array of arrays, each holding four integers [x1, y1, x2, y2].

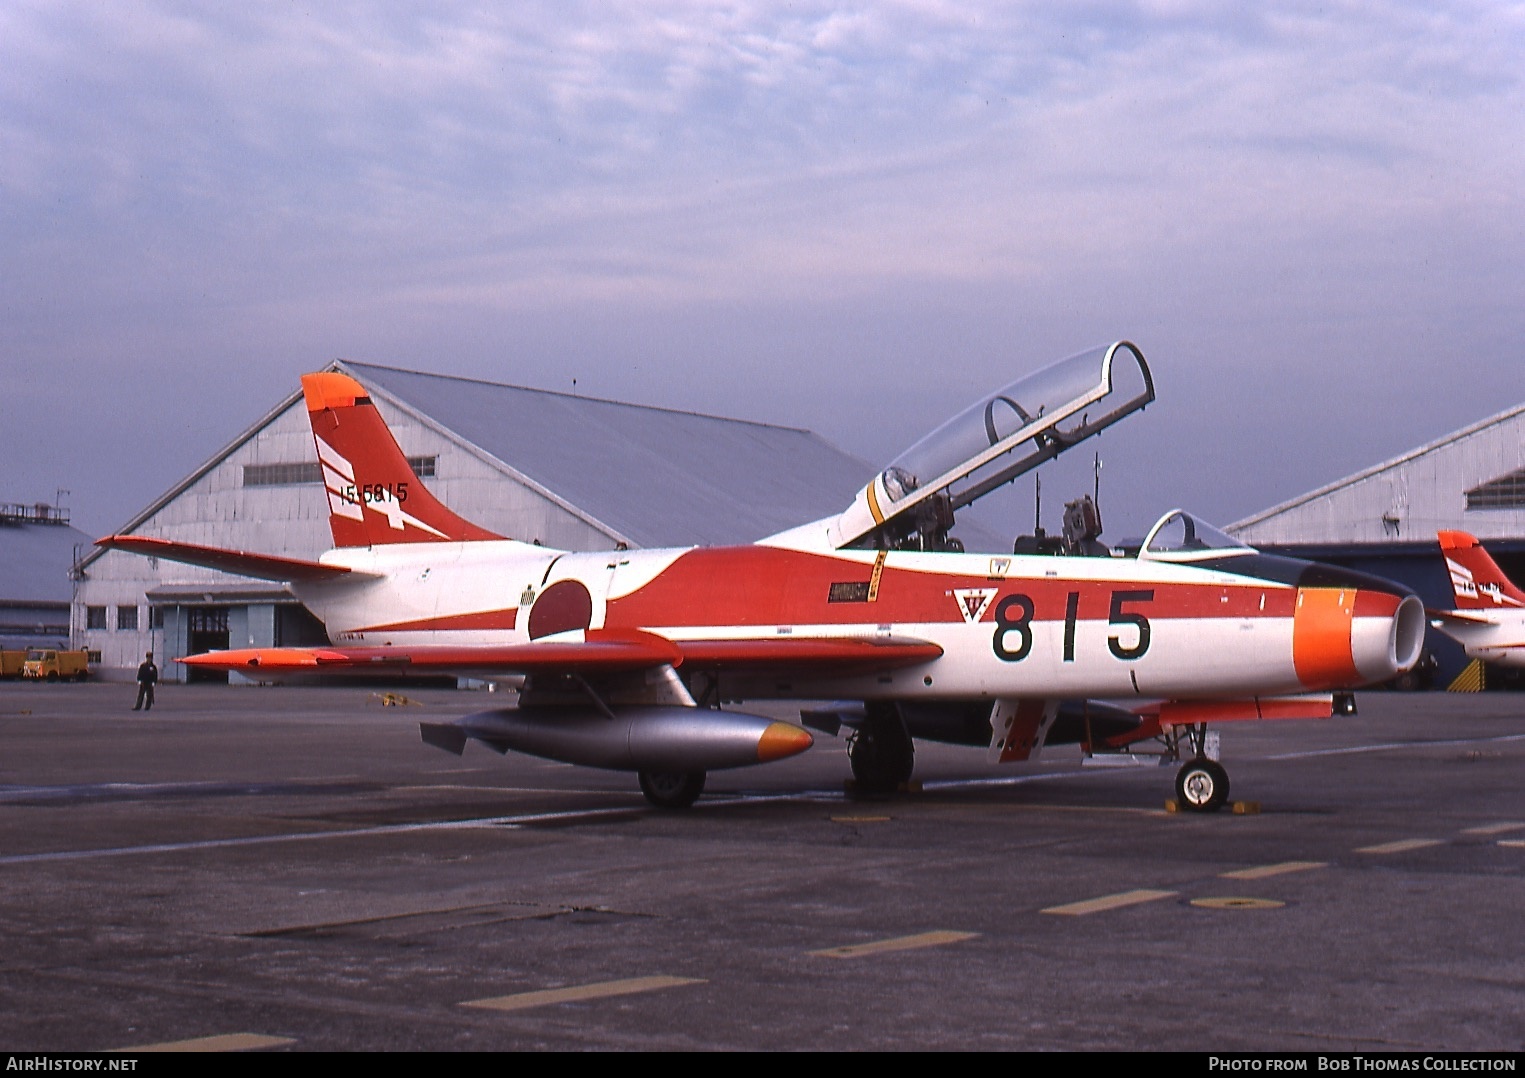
[[4, 2, 1522, 545]]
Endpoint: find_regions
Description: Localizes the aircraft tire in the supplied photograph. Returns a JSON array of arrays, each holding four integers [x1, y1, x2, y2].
[[1175, 758, 1229, 812], [638, 769, 706, 809], [848, 716, 915, 794]]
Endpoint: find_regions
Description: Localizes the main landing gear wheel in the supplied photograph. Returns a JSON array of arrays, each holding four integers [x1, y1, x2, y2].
[[848, 707, 915, 794], [1175, 758, 1230, 813], [638, 770, 706, 809]]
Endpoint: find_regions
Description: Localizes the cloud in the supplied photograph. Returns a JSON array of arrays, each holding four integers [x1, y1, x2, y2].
[[1, 1, 1522, 535]]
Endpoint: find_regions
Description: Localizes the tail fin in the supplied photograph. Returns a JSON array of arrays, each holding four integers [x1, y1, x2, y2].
[[1438, 530, 1525, 610], [302, 371, 504, 547]]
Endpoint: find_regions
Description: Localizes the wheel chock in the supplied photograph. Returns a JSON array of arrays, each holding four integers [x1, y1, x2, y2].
[[1166, 799, 1260, 815]]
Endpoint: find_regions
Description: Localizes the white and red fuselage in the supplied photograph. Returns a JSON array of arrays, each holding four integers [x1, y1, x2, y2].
[[294, 533, 1423, 704], [100, 358, 1426, 807]]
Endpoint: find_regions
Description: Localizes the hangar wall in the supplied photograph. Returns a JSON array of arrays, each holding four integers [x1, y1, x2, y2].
[[1229, 402, 1525, 689], [1230, 404, 1525, 547], [74, 390, 622, 681]]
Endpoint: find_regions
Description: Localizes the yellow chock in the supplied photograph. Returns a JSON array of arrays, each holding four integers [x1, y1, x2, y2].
[[1231, 801, 1261, 815], [371, 691, 421, 708]]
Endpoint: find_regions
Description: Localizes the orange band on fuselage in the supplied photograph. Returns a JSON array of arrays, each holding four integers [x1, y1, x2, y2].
[[1292, 587, 1359, 689], [301, 371, 368, 413]]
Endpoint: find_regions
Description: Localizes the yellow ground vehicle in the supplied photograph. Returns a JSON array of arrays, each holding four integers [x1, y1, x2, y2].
[[0, 650, 28, 678], [22, 649, 90, 681]]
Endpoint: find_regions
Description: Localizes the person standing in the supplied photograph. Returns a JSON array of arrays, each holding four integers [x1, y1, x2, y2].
[[133, 651, 158, 711]]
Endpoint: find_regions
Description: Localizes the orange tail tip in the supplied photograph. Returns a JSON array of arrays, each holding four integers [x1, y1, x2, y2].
[[300, 371, 504, 547], [1438, 530, 1525, 610], [1437, 530, 1480, 553], [302, 371, 368, 412]]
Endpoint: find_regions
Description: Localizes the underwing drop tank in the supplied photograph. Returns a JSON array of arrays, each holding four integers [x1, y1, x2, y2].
[[421, 705, 813, 773]]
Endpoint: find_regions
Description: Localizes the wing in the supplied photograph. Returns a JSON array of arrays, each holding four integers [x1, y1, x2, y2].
[[178, 628, 941, 679], [95, 535, 372, 582]]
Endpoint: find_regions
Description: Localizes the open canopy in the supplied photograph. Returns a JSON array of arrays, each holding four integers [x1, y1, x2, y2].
[[828, 341, 1155, 549]]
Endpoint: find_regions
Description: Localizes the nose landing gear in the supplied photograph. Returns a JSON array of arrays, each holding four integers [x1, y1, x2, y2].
[[1174, 757, 1230, 812]]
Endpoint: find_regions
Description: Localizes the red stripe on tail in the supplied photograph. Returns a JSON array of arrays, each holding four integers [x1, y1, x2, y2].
[[302, 372, 503, 547], [1438, 530, 1525, 610]]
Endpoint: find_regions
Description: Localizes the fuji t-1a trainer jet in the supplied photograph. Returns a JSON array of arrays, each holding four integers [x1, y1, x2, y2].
[[99, 342, 1425, 811], [1428, 530, 1525, 669]]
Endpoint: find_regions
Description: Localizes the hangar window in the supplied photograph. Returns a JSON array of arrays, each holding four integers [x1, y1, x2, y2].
[[1465, 467, 1525, 511], [245, 462, 320, 486], [117, 605, 139, 631], [243, 457, 436, 486], [86, 606, 107, 630]]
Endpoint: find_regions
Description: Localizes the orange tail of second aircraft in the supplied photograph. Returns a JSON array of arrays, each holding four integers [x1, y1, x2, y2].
[[1438, 530, 1525, 610], [302, 371, 504, 548]]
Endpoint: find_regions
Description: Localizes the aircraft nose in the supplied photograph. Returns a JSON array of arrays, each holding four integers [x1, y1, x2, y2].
[[1292, 571, 1425, 690]]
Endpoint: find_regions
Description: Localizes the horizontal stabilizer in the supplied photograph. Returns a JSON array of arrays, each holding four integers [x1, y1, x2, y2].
[[1428, 608, 1495, 626], [95, 535, 369, 583]]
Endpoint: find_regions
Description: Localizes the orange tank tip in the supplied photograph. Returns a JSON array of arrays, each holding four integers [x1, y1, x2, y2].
[[756, 721, 814, 763], [301, 371, 368, 413]]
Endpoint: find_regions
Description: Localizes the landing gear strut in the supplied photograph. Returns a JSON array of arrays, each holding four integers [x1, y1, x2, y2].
[[638, 770, 706, 809], [848, 704, 915, 793]]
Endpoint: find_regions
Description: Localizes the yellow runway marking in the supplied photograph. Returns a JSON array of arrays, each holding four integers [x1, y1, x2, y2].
[[1461, 822, 1525, 836], [1191, 897, 1285, 910], [120, 1033, 295, 1052], [461, 975, 704, 1013], [831, 815, 891, 823], [1355, 838, 1443, 855], [1220, 861, 1327, 880], [1499, 839, 1525, 849], [809, 930, 978, 958], [1042, 889, 1176, 916]]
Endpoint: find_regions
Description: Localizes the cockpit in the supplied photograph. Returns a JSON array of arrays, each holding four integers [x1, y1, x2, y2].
[[827, 341, 1157, 554], [1136, 509, 1255, 562]]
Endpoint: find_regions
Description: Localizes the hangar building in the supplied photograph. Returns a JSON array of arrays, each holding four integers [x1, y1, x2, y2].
[[1228, 401, 1525, 685], [0, 502, 90, 653], [72, 361, 884, 682]]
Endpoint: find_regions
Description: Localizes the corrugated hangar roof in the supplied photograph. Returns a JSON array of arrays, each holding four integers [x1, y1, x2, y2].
[[1229, 401, 1525, 547], [343, 361, 876, 549]]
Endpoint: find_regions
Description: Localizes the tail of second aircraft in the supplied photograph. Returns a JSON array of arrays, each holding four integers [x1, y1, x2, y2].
[[1438, 531, 1525, 610], [302, 371, 504, 547]]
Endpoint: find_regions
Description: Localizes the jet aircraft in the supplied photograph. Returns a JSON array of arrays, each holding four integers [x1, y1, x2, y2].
[[99, 342, 1425, 811], [1428, 530, 1525, 669]]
